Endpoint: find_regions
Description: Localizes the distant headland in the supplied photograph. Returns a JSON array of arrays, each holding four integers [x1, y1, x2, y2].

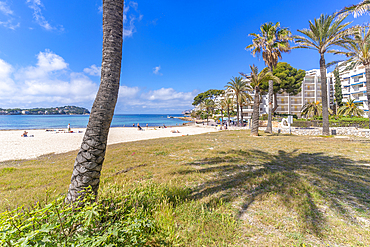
[[0, 106, 90, 115]]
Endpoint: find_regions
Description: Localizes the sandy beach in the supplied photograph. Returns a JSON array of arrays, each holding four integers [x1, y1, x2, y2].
[[0, 125, 218, 163]]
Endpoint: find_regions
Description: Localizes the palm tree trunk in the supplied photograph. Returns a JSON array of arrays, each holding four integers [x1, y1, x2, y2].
[[66, 0, 124, 203], [272, 93, 278, 113], [236, 98, 240, 127], [265, 66, 273, 133], [251, 87, 260, 136], [221, 109, 224, 126], [227, 107, 230, 128], [365, 64, 370, 128], [320, 54, 330, 135], [240, 104, 244, 127]]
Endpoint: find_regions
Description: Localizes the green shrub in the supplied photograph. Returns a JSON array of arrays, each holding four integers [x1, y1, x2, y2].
[[0, 183, 190, 246]]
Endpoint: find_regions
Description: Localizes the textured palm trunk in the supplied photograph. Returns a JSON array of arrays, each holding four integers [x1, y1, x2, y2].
[[365, 64, 370, 128], [66, 0, 124, 203], [221, 109, 224, 126], [320, 54, 330, 135], [240, 104, 244, 127], [251, 87, 260, 136], [227, 107, 231, 128], [265, 66, 273, 133], [236, 97, 240, 127], [272, 93, 278, 113]]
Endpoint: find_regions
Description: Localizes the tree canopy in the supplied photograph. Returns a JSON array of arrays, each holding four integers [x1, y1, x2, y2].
[[259, 62, 305, 95], [192, 89, 224, 106]]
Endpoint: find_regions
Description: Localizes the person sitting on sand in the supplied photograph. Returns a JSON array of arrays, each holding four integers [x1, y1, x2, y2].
[[171, 130, 180, 133], [21, 131, 28, 137]]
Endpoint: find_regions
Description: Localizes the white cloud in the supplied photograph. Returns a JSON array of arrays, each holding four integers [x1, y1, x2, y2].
[[116, 87, 198, 113], [83, 64, 101, 76], [123, 1, 142, 38], [26, 0, 63, 31], [143, 88, 194, 101], [0, 58, 15, 95], [0, 1, 20, 30], [0, 50, 98, 108], [0, 51, 197, 113], [0, 19, 19, 29], [153, 66, 162, 75], [0, 1, 12, 15], [17, 50, 68, 80], [119, 85, 139, 98]]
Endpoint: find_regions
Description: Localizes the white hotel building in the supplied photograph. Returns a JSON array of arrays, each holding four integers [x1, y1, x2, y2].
[[202, 66, 368, 120], [240, 69, 335, 118], [337, 64, 369, 115]]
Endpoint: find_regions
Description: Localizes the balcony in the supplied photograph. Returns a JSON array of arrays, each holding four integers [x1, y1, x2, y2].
[[359, 96, 368, 101], [304, 86, 315, 91], [276, 107, 288, 112], [291, 100, 302, 105], [304, 79, 315, 84], [304, 94, 315, 97]]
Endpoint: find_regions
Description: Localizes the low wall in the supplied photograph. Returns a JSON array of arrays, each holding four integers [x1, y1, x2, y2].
[[275, 127, 370, 138]]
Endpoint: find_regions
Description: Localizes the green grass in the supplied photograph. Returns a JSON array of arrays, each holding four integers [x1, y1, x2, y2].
[[1, 130, 370, 246]]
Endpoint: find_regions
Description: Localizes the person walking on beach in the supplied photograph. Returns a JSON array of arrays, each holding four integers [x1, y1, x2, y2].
[[68, 123, 71, 132]]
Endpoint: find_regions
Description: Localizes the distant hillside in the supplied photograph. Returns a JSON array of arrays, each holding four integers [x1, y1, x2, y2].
[[0, 106, 90, 115]]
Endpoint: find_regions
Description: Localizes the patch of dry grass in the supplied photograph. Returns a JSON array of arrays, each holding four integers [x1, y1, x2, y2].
[[1, 130, 370, 246]]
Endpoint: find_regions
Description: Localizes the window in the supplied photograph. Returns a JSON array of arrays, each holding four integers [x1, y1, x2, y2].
[[294, 106, 298, 111], [307, 85, 311, 90], [281, 98, 285, 103]]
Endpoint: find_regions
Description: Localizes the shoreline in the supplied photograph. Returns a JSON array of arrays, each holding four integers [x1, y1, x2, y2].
[[0, 125, 217, 163]]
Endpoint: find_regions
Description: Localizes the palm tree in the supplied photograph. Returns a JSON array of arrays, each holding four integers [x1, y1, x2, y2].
[[338, 0, 370, 18], [238, 91, 253, 127], [200, 99, 215, 125], [295, 13, 352, 135], [331, 26, 370, 127], [301, 101, 323, 118], [338, 99, 365, 117], [221, 95, 234, 128], [240, 65, 280, 136], [66, 0, 124, 203], [301, 101, 334, 118], [246, 22, 292, 133], [225, 76, 249, 127]]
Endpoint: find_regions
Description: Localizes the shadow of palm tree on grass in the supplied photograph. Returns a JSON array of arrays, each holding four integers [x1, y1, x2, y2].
[[178, 148, 370, 236]]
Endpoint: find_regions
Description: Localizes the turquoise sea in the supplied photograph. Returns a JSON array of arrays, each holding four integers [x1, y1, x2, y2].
[[0, 114, 187, 130]]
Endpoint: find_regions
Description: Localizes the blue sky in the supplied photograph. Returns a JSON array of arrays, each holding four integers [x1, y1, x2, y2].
[[0, 0, 367, 113]]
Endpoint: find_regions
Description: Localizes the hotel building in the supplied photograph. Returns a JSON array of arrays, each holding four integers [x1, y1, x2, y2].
[[337, 64, 369, 115], [240, 69, 335, 118]]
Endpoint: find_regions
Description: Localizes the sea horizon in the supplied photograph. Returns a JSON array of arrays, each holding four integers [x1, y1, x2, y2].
[[0, 114, 188, 130]]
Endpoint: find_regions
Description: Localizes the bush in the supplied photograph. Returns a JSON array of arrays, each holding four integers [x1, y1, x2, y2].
[[291, 118, 369, 128], [260, 114, 268, 120], [0, 183, 190, 246]]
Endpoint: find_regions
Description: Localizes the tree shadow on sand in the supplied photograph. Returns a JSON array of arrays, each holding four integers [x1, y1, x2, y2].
[[176, 149, 370, 236]]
